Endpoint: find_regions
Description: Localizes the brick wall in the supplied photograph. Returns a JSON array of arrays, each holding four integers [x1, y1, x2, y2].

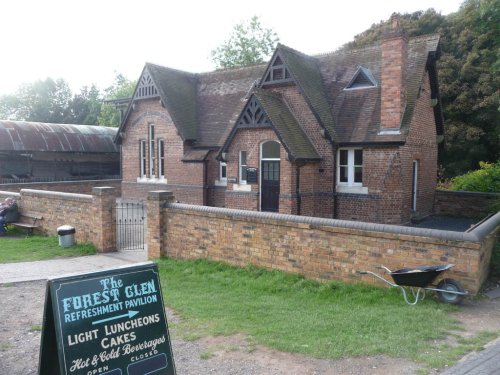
[[401, 73, 438, 222], [0, 187, 117, 252], [0, 179, 121, 195], [149, 193, 500, 294], [120, 98, 207, 204], [434, 190, 500, 218]]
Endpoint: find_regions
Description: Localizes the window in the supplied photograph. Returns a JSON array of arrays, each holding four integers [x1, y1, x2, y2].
[[149, 124, 155, 177], [345, 67, 377, 90], [219, 162, 227, 182], [338, 148, 363, 186], [139, 140, 146, 178], [261, 140, 280, 159], [158, 139, 165, 179], [239, 151, 247, 184]]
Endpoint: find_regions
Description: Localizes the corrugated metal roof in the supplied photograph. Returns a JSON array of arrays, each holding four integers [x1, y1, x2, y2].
[[0, 121, 119, 153]]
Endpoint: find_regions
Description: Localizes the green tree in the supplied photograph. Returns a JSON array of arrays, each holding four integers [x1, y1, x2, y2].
[[98, 73, 136, 127], [211, 16, 279, 69], [0, 78, 73, 123], [66, 85, 102, 125]]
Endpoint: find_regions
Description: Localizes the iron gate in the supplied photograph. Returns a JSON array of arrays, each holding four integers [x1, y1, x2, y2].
[[116, 201, 146, 250]]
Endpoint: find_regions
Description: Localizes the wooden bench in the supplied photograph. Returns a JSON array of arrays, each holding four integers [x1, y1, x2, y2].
[[7, 212, 43, 236]]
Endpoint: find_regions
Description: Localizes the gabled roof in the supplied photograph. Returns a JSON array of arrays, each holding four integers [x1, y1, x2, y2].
[[0, 120, 118, 153], [317, 33, 442, 144], [116, 33, 442, 151], [220, 90, 320, 162], [115, 63, 265, 147], [260, 44, 337, 141]]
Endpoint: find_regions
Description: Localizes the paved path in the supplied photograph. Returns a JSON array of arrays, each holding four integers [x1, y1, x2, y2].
[[0, 250, 148, 283]]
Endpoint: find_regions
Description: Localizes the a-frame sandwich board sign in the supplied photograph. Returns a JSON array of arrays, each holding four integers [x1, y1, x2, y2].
[[38, 262, 176, 375]]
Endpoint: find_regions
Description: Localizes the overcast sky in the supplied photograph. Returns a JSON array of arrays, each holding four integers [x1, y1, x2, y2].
[[1, 0, 463, 97]]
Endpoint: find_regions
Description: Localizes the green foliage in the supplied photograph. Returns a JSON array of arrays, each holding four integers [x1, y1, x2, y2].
[[0, 73, 135, 127], [211, 16, 279, 69], [0, 234, 96, 263], [98, 73, 136, 127], [344, 1, 500, 178], [67, 85, 102, 125], [0, 78, 73, 123], [451, 161, 500, 192], [157, 257, 465, 364]]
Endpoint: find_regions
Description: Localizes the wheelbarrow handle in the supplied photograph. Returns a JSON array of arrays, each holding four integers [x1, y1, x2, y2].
[[358, 271, 368, 275], [376, 265, 392, 273]]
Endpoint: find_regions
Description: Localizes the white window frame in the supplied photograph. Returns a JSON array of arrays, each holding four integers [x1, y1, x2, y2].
[[220, 161, 227, 183], [149, 124, 155, 178], [158, 139, 165, 180], [239, 151, 247, 185], [412, 160, 418, 211], [337, 148, 367, 194], [139, 140, 147, 178]]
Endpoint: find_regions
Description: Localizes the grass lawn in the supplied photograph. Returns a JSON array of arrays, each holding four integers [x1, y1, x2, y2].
[[0, 231, 96, 263], [157, 257, 498, 372]]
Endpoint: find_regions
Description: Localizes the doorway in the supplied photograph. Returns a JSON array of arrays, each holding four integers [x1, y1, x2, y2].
[[260, 141, 280, 212]]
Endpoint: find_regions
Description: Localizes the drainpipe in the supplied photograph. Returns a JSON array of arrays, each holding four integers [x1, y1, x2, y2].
[[203, 159, 208, 206], [296, 164, 302, 216], [332, 144, 338, 219]]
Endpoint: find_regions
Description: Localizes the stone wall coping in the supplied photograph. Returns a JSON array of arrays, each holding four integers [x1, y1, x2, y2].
[[436, 189, 500, 198], [20, 189, 92, 202], [0, 179, 121, 187], [165, 203, 500, 243], [0, 191, 21, 198]]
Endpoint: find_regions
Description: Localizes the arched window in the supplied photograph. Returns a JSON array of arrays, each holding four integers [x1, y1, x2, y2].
[[261, 140, 280, 159]]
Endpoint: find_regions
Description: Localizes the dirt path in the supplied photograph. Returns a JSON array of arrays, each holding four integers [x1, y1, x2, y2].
[[1, 281, 499, 374]]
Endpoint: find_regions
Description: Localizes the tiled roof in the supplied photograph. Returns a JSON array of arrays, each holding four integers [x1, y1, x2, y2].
[[196, 65, 266, 147], [119, 33, 441, 150], [252, 90, 320, 161], [182, 149, 210, 162], [317, 34, 441, 143], [146, 63, 199, 141], [275, 44, 337, 140]]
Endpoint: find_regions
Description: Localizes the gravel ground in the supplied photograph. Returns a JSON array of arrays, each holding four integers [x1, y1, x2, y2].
[[1, 280, 499, 374]]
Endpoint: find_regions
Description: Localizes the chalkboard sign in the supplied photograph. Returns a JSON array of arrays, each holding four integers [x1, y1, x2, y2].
[[39, 262, 176, 375], [246, 167, 258, 184]]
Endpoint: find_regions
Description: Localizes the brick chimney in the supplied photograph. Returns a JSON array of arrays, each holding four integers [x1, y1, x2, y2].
[[380, 13, 408, 131]]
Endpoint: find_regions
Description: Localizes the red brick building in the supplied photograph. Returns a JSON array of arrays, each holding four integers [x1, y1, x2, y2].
[[116, 24, 444, 224]]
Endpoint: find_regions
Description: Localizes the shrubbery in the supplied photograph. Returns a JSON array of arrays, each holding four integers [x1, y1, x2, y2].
[[451, 161, 500, 193]]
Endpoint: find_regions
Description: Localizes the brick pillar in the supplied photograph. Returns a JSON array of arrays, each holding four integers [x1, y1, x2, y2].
[[147, 191, 174, 259], [92, 187, 117, 253]]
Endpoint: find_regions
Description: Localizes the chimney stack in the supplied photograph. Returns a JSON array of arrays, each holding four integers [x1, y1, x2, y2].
[[380, 13, 408, 131]]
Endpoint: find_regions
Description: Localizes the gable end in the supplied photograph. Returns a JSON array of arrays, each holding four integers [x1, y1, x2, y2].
[[135, 68, 160, 100], [261, 53, 294, 86], [237, 97, 271, 128]]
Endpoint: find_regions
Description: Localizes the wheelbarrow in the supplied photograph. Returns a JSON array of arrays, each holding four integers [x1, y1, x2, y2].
[[359, 264, 468, 305]]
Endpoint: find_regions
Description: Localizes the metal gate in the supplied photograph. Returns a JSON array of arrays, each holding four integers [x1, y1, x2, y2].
[[116, 200, 146, 250]]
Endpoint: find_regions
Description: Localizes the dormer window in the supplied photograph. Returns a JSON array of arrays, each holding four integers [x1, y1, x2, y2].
[[262, 54, 293, 86], [345, 67, 377, 90]]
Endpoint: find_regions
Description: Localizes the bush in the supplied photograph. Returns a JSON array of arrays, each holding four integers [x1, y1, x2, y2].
[[451, 161, 500, 193]]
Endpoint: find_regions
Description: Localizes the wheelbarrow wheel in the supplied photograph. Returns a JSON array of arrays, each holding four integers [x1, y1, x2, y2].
[[437, 279, 465, 304]]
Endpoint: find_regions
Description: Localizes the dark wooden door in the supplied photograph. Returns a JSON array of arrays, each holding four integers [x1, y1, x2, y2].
[[261, 160, 280, 212]]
